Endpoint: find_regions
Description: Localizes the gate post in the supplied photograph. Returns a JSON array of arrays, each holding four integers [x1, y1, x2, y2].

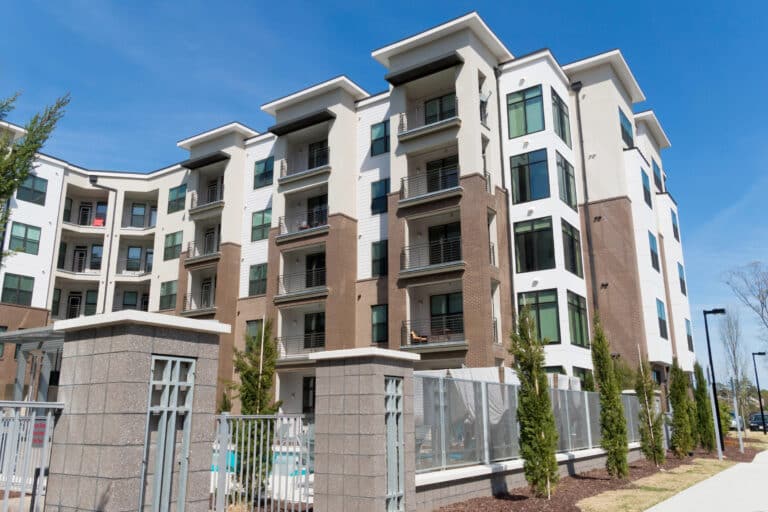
[[214, 413, 230, 512]]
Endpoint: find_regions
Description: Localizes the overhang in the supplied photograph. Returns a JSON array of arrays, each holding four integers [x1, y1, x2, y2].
[[268, 109, 336, 136], [261, 76, 369, 116], [563, 49, 646, 104], [180, 151, 230, 169], [177, 122, 258, 150], [385, 52, 464, 86], [53, 310, 231, 335], [635, 110, 671, 149]]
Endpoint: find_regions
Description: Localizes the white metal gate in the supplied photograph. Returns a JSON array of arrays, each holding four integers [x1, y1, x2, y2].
[[0, 401, 62, 512], [211, 414, 313, 512]]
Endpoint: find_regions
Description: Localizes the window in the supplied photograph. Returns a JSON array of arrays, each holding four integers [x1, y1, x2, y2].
[[552, 89, 571, 146], [302, 377, 316, 414], [159, 280, 178, 310], [167, 184, 187, 213], [544, 366, 566, 374], [371, 121, 389, 156], [51, 288, 61, 316], [652, 159, 663, 191], [514, 217, 555, 273], [619, 108, 634, 147], [245, 320, 263, 344], [57, 242, 66, 269], [424, 93, 456, 125], [372, 304, 388, 343], [671, 210, 680, 241], [562, 220, 583, 277], [248, 263, 267, 296], [123, 291, 138, 310], [0, 326, 5, 358], [656, 299, 668, 339], [685, 319, 694, 351], [371, 179, 390, 214], [678, 263, 687, 295], [507, 85, 544, 138], [510, 149, 549, 204], [251, 208, 271, 241], [63, 198, 72, 223], [573, 367, 593, 388], [371, 240, 388, 277], [308, 140, 329, 168], [254, 157, 274, 189], [84, 290, 98, 316], [518, 289, 559, 343], [9, 222, 41, 255], [126, 246, 142, 271], [164, 231, 183, 260], [567, 291, 589, 347], [130, 203, 146, 227], [94, 202, 107, 226], [557, 153, 577, 210], [90, 244, 103, 270], [1, 273, 33, 306], [648, 232, 659, 271], [430, 292, 463, 334], [641, 170, 652, 207], [16, 175, 47, 205]]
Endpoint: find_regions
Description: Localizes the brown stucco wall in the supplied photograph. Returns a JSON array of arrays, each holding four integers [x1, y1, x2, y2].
[[0, 303, 50, 399], [355, 277, 389, 346]]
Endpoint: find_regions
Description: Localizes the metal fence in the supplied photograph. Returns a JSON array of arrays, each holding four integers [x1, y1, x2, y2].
[[414, 376, 641, 473], [0, 401, 62, 512], [211, 414, 314, 512]]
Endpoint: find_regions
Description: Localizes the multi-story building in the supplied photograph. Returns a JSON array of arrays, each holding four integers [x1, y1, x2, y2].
[[0, 12, 694, 408]]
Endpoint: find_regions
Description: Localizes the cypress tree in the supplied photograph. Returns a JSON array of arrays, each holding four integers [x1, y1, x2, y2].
[[510, 307, 559, 498], [669, 359, 693, 457], [591, 319, 629, 478], [232, 319, 281, 415], [693, 362, 716, 452], [635, 359, 665, 466]]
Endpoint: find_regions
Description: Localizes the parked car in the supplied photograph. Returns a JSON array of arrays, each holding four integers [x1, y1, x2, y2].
[[749, 413, 768, 431], [729, 412, 745, 430]]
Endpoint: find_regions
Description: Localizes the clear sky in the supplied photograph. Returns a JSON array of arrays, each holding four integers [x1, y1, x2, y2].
[[3, 1, 767, 383]]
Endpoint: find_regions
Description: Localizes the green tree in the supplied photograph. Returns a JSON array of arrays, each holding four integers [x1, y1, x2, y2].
[[231, 319, 281, 414], [591, 319, 629, 478], [509, 307, 559, 498], [0, 92, 69, 254], [718, 398, 731, 441], [613, 358, 637, 391], [582, 371, 596, 392], [693, 363, 715, 452], [669, 359, 693, 457], [635, 359, 665, 466]]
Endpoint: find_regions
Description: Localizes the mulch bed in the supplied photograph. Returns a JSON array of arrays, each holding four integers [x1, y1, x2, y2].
[[437, 443, 760, 512]]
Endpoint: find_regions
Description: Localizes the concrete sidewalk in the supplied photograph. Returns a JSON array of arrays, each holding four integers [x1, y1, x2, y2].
[[647, 450, 768, 511]]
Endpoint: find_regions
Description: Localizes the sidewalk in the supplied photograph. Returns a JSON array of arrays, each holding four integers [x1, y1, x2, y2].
[[647, 450, 768, 511]]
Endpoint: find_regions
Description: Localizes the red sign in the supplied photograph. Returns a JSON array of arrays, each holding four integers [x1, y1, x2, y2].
[[32, 421, 47, 446]]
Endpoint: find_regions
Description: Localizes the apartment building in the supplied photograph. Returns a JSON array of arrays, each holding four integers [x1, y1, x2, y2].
[[0, 12, 694, 407]]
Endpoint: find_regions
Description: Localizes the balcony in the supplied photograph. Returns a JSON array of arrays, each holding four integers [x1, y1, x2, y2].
[[61, 211, 107, 234], [277, 333, 326, 358], [184, 239, 220, 266], [278, 146, 331, 185], [120, 197, 157, 234], [56, 253, 101, 279], [181, 291, 216, 317], [401, 314, 466, 349], [115, 257, 152, 279], [399, 166, 462, 206], [275, 268, 328, 303], [277, 206, 329, 242], [189, 184, 224, 218], [400, 238, 463, 277], [397, 95, 460, 142]]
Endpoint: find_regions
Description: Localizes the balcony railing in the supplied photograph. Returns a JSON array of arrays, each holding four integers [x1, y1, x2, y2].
[[401, 314, 465, 347], [401, 238, 462, 271], [277, 268, 327, 295], [59, 254, 100, 275], [187, 239, 220, 259], [278, 206, 328, 236], [397, 96, 458, 134], [279, 146, 330, 178], [400, 166, 460, 200], [112, 302, 149, 312], [277, 333, 326, 357], [492, 318, 499, 344], [116, 257, 152, 276], [484, 171, 492, 193], [63, 214, 107, 228], [190, 185, 224, 209], [182, 291, 215, 312]]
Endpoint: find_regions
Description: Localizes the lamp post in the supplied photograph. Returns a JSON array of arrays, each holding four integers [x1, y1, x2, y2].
[[704, 308, 726, 451], [752, 351, 766, 435]]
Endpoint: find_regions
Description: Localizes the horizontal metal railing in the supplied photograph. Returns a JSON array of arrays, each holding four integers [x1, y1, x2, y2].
[[62, 213, 107, 228], [279, 146, 330, 178], [115, 257, 152, 276], [492, 317, 499, 344], [182, 291, 215, 312], [59, 254, 100, 274], [190, 184, 224, 209], [276, 333, 326, 356], [400, 238, 462, 271], [401, 313, 465, 346], [187, 239, 220, 259], [400, 166, 460, 200], [277, 268, 327, 295], [397, 96, 458, 134], [278, 206, 328, 235]]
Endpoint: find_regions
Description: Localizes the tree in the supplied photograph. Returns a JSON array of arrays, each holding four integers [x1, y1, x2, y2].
[[693, 362, 716, 452], [0, 92, 70, 256], [725, 262, 768, 341], [669, 359, 693, 457], [582, 371, 596, 392], [635, 359, 665, 466], [591, 319, 629, 478], [614, 358, 637, 391], [509, 307, 559, 498], [217, 391, 232, 413], [231, 319, 281, 414], [718, 399, 731, 440], [719, 311, 749, 424]]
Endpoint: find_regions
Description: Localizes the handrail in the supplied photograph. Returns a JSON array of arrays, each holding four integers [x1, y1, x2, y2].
[[400, 238, 462, 270]]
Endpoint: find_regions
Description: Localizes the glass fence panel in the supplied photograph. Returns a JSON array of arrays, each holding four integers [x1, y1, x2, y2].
[[414, 376, 443, 472], [487, 382, 519, 462], [568, 391, 591, 451], [587, 391, 602, 447], [443, 379, 484, 467]]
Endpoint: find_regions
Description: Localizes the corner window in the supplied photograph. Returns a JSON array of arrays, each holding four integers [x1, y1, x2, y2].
[[507, 85, 544, 138], [518, 289, 559, 343], [648, 232, 659, 271], [552, 89, 571, 146], [372, 304, 388, 343], [248, 263, 267, 296], [167, 184, 187, 213], [254, 157, 274, 189], [619, 108, 634, 147], [251, 208, 271, 241], [510, 149, 549, 204], [685, 319, 694, 351], [567, 291, 589, 347], [557, 153, 577, 210], [562, 220, 583, 277], [370, 121, 390, 156], [9, 222, 41, 255], [652, 159, 663, 191], [371, 179, 390, 214], [1, 273, 34, 306], [514, 217, 555, 273], [671, 210, 680, 241], [678, 263, 687, 296], [126, 246, 142, 271], [164, 231, 183, 260], [16, 175, 47, 206], [372, 240, 388, 277], [130, 203, 146, 228], [424, 93, 456, 125], [641, 170, 652, 208], [656, 299, 668, 339], [159, 280, 178, 310]]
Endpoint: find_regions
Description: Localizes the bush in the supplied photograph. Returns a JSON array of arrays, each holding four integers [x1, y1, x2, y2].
[[669, 359, 693, 457], [635, 359, 664, 466], [693, 363, 716, 452]]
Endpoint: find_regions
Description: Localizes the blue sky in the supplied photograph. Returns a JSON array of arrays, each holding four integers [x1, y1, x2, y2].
[[3, 1, 767, 382]]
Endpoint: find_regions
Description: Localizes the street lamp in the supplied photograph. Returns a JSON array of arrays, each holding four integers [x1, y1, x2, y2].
[[752, 351, 766, 435], [704, 308, 726, 451]]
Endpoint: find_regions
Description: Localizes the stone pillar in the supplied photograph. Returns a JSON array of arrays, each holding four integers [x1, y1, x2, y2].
[[44, 311, 229, 512], [311, 348, 418, 512]]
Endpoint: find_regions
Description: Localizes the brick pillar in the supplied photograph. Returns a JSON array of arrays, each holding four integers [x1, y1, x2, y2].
[[312, 348, 418, 512]]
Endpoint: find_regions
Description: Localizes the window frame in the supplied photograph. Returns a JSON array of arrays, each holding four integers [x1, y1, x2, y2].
[[245, 320, 264, 349], [678, 262, 687, 296], [619, 108, 634, 147], [518, 289, 560, 344], [248, 263, 268, 296], [372, 304, 388, 343], [167, 184, 187, 213], [90, 244, 103, 270], [51, 288, 61, 316], [130, 203, 146, 228], [370, 121, 390, 156], [648, 232, 660, 271], [656, 299, 668, 340], [9, 222, 41, 255], [685, 319, 694, 351], [567, 291, 589, 348], [251, 208, 272, 241], [641, 170, 653, 208], [159, 280, 178, 311], [1, 273, 34, 306], [254, 156, 274, 189], [556, 152, 577, 210], [84, 290, 98, 316], [424, 93, 457, 125], [163, 231, 183, 261], [507, 85, 544, 139], [652, 159, 663, 191], [551, 88, 571, 147], [510, 149, 549, 204], [514, 216, 555, 273], [16, 175, 48, 206], [371, 178, 390, 215], [371, 240, 388, 277], [671, 210, 680, 241], [122, 291, 138, 310], [561, 220, 584, 277]]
